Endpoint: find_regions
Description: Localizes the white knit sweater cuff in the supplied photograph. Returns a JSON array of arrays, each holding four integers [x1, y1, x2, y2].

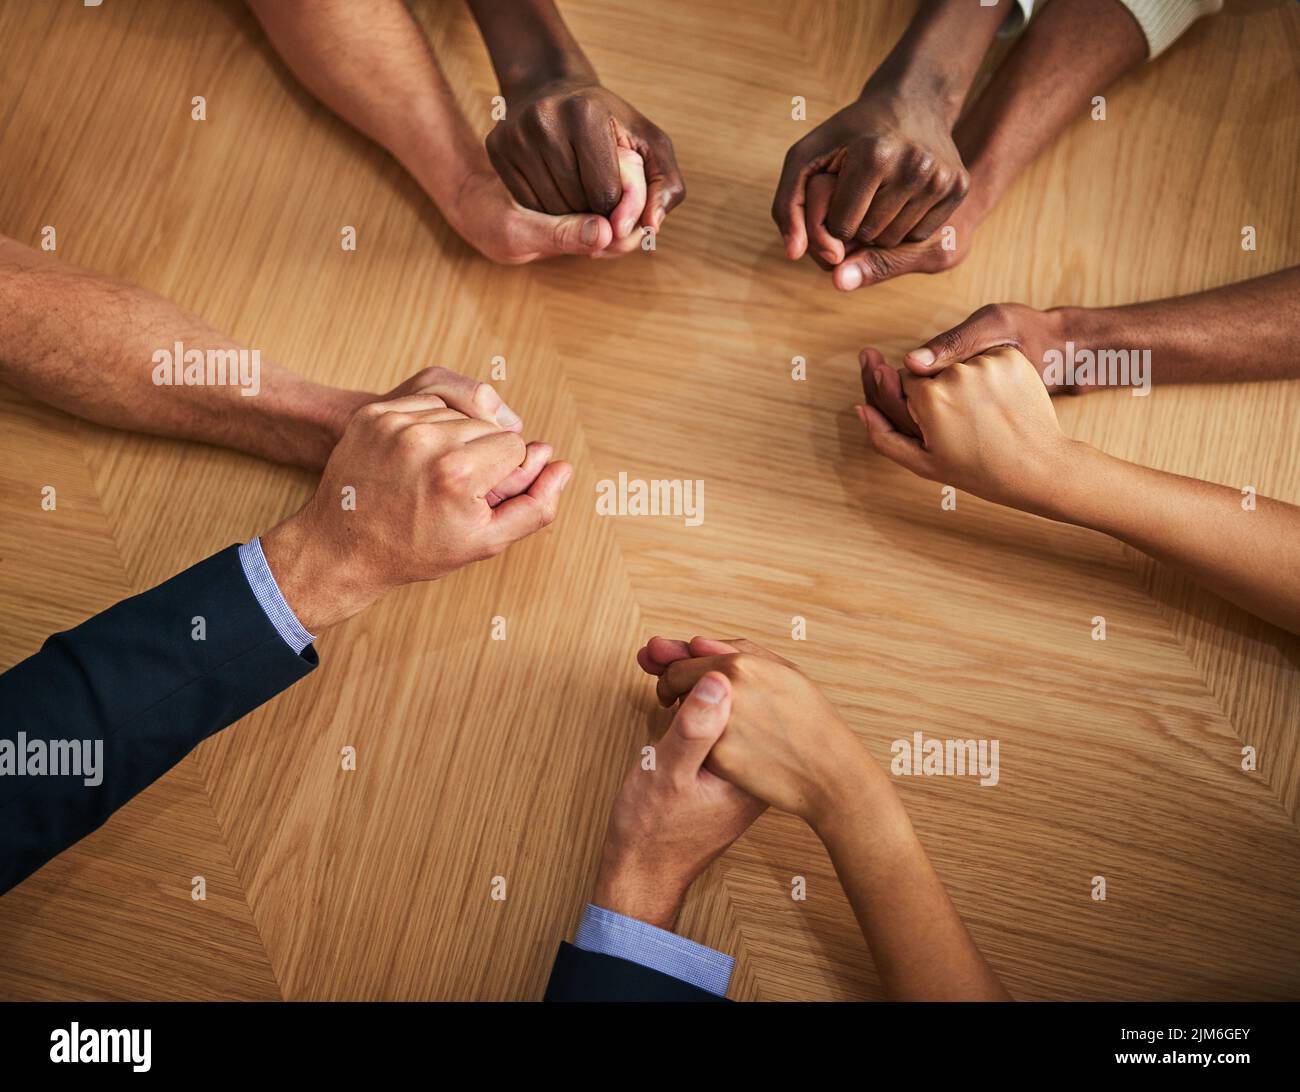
[[997, 0, 1036, 38], [1119, 0, 1223, 58]]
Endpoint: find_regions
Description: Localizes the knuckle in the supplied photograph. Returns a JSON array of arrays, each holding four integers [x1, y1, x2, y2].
[[504, 430, 527, 460], [979, 302, 1013, 327], [422, 366, 454, 386], [862, 249, 894, 277], [435, 451, 474, 486], [725, 652, 757, 678], [376, 410, 409, 436], [597, 182, 623, 213], [934, 329, 963, 355], [520, 105, 551, 137], [534, 497, 559, 527], [496, 215, 532, 260], [470, 380, 499, 412], [907, 151, 935, 179], [563, 94, 594, 121], [410, 366, 442, 389], [783, 142, 809, 171], [862, 136, 898, 167], [396, 427, 434, 458]]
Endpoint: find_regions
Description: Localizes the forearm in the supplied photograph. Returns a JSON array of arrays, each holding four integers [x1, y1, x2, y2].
[[812, 753, 1010, 1000], [465, 0, 596, 101], [1047, 445, 1300, 634], [246, 0, 485, 208], [955, 0, 1147, 226], [866, 0, 1009, 125], [0, 237, 365, 470], [1055, 267, 1300, 387]]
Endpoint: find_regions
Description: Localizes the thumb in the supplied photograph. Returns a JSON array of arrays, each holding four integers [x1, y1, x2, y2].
[[658, 672, 732, 778], [521, 209, 613, 257], [904, 310, 1004, 375], [832, 239, 936, 292]]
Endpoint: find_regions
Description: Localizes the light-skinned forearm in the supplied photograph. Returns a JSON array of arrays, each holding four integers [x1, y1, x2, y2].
[[810, 753, 1011, 1000], [1055, 267, 1300, 386], [0, 238, 368, 469], [245, 0, 486, 211], [955, 0, 1147, 227], [1044, 445, 1300, 634], [465, 0, 597, 100]]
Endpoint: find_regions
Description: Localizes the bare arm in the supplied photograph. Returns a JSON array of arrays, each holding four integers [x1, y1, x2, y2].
[[902, 268, 1300, 389], [860, 348, 1300, 636], [641, 637, 1010, 1000], [1051, 447, 1300, 634], [954, 0, 1148, 226], [814, 753, 1011, 1001], [464, 0, 597, 99], [244, 0, 611, 262], [0, 236, 367, 469], [1057, 268, 1300, 386], [245, 0, 480, 227]]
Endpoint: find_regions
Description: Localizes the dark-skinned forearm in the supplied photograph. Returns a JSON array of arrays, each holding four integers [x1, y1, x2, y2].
[[866, 0, 1009, 125], [1055, 267, 1300, 387], [465, 0, 597, 101], [955, 0, 1147, 225]]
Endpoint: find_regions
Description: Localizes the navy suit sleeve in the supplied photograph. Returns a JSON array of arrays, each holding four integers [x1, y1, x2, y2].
[[0, 544, 316, 894], [543, 942, 728, 1002]]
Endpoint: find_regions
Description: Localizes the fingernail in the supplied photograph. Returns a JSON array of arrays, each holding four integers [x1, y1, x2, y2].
[[495, 403, 521, 429], [580, 218, 600, 246], [908, 348, 936, 367], [558, 467, 573, 491], [693, 676, 725, 704], [853, 405, 868, 425], [820, 249, 838, 264], [839, 265, 863, 291]]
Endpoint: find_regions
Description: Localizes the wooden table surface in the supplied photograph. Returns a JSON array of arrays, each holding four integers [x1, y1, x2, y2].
[[0, 0, 1297, 1000]]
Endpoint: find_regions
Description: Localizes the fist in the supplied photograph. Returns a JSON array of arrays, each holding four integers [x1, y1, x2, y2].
[[263, 374, 571, 631], [486, 80, 684, 232]]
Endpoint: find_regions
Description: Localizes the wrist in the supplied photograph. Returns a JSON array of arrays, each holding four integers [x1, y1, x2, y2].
[[811, 758, 918, 864], [273, 383, 371, 471], [804, 740, 895, 834], [591, 849, 689, 932], [259, 507, 384, 633], [501, 60, 598, 105], [1050, 305, 1135, 395], [866, 58, 966, 131], [868, 3, 1007, 128], [1030, 439, 1113, 525]]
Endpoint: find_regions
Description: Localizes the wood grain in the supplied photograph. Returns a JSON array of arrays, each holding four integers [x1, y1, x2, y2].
[[0, 0, 1296, 1000]]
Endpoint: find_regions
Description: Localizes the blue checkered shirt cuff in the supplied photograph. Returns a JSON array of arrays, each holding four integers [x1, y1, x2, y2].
[[238, 537, 316, 655], [574, 903, 733, 997]]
